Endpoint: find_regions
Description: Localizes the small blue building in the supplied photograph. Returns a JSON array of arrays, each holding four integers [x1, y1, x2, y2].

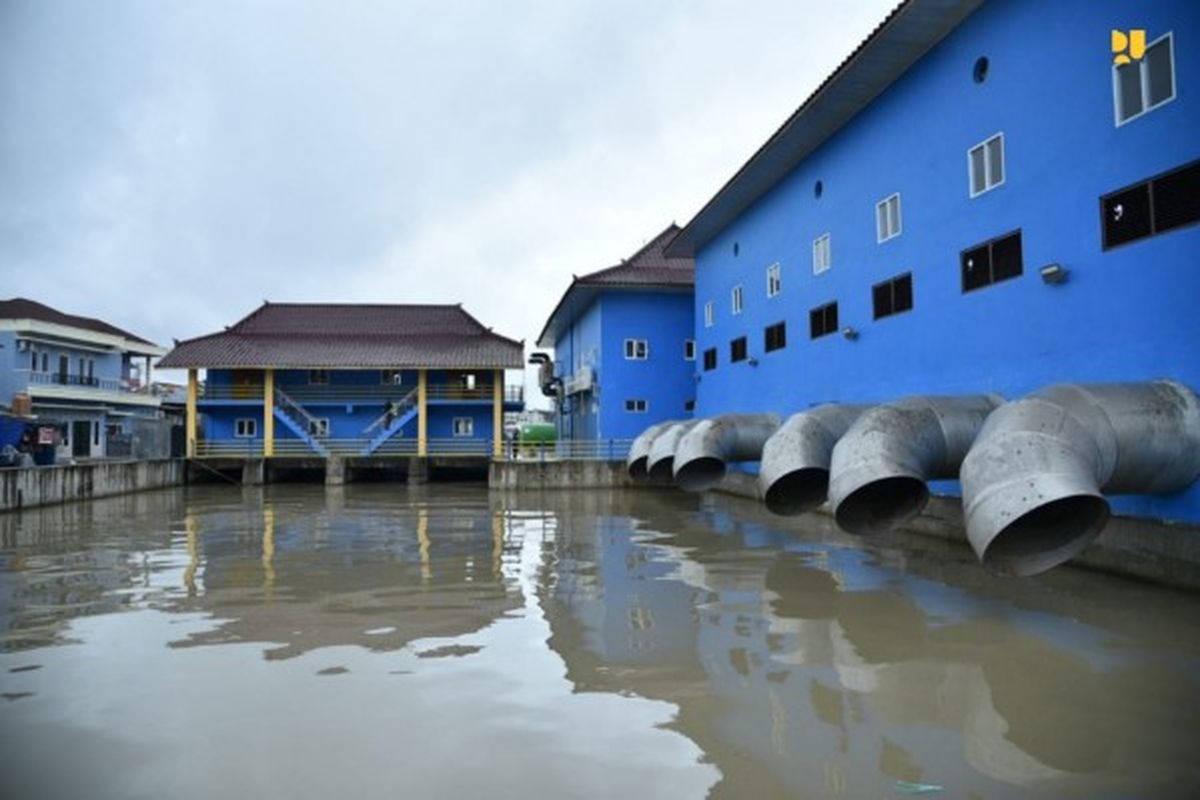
[[536, 225, 694, 444], [663, 0, 1200, 523], [0, 297, 166, 459], [158, 302, 524, 461]]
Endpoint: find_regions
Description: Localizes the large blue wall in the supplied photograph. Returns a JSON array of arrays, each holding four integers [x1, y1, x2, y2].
[[692, 0, 1200, 521]]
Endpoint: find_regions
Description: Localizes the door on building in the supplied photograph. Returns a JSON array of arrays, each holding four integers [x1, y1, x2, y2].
[[72, 421, 91, 458], [58, 355, 70, 385]]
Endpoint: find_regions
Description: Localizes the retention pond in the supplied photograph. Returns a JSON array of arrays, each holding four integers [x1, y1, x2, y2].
[[2, 485, 1199, 798]]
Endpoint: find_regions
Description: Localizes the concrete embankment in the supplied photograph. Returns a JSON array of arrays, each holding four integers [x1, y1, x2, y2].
[[489, 460, 1200, 591], [0, 459, 185, 512]]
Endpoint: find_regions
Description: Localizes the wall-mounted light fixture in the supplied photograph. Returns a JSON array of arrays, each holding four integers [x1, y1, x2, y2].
[[1039, 263, 1069, 285], [842, 326, 859, 341]]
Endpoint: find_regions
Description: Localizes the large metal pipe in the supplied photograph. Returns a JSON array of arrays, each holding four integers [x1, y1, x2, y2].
[[829, 394, 1002, 535], [672, 413, 781, 492], [758, 405, 869, 515], [645, 421, 699, 482], [627, 420, 681, 480], [961, 381, 1200, 577]]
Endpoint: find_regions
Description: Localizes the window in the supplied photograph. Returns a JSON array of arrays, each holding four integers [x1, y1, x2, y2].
[[961, 230, 1023, 292], [460, 373, 477, 391], [702, 347, 717, 371], [308, 418, 330, 437], [968, 133, 1004, 197], [873, 273, 914, 319], [730, 336, 748, 363], [1114, 32, 1175, 125], [381, 369, 403, 385], [764, 321, 787, 353], [78, 358, 85, 382], [704, 301, 714, 328], [235, 418, 257, 438], [684, 400, 695, 412], [766, 263, 781, 297], [452, 417, 474, 437], [809, 302, 839, 339], [87, 359, 94, 382], [624, 399, 648, 413], [1101, 158, 1200, 249], [683, 339, 695, 361], [93, 420, 100, 446], [731, 285, 744, 315], [30, 349, 36, 371], [41, 353, 48, 372], [623, 339, 648, 360], [812, 234, 831, 274], [308, 369, 329, 385], [876, 193, 902, 242]]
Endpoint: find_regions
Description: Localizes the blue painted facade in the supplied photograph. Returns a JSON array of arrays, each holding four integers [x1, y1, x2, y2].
[[689, 0, 1200, 521]]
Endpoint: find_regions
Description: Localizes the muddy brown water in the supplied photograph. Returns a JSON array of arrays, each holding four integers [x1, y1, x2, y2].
[[1, 484, 1198, 799]]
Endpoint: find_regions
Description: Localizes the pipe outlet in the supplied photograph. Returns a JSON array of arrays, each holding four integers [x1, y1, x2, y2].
[[646, 421, 699, 482], [627, 421, 681, 480], [961, 381, 1200, 577], [759, 405, 869, 515], [673, 413, 781, 492], [829, 394, 1003, 535]]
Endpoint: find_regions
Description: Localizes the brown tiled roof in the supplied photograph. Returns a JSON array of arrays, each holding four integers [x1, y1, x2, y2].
[[158, 303, 524, 369], [536, 225, 694, 347], [0, 297, 160, 347]]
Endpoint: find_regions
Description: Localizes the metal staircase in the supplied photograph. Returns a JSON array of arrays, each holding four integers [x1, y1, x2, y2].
[[274, 387, 329, 456], [361, 389, 419, 455]]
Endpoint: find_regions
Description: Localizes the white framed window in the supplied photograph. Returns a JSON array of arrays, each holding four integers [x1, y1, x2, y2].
[[731, 285, 744, 315], [703, 301, 714, 328], [308, 369, 329, 385], [876, 193, 902, 242], [1114, 32, 1175, 125], [308, 418, 329, 437], [683, 339, 695, 361], [381, 369, 403, 385], [812, 233, 831, 275], [235, 418, 257, 438], [452, 417, 474, 437], [968, 133, 1004, 197], [624, 399, 648, 413], [766, 263, 781, 297], [623, 338, 648, 360]]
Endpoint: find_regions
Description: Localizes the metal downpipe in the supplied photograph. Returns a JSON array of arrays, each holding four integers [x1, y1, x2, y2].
[[829, 394, 1003, 535], [672, 413, 781, 492], [645, 421, 700, 482], [759, 405, 869, 515], [961, 381, 1200, 577], [627, 421, 680, 480]]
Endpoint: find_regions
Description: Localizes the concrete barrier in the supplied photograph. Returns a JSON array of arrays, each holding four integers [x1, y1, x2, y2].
[[0, 459, 185, 513], [489, 459, 637, 491]]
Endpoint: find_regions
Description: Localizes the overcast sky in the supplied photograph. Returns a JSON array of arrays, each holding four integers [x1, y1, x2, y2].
[[1, 0, 894, 398]]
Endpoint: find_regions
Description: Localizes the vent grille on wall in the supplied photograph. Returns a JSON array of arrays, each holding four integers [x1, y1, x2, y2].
[[1102, 159, 1200, 249]]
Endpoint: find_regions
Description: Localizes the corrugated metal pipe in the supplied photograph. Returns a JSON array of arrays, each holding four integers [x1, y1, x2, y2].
[[961, 381, 1200, 577], [673, 413, 781, 492], [758, 405, 869, 515], [627, 420, 682, 480], [829, 394, 1003, 535], [646, 421, 700, 481]]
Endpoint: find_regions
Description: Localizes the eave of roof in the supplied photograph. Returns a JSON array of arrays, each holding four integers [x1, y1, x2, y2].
[[665, 0, 984, 258]]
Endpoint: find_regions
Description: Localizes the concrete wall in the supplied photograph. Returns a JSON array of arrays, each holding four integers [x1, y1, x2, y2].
[[0, 459, 184, 512], [489, 459, 637, 491], [691, 0, 1200, 523]]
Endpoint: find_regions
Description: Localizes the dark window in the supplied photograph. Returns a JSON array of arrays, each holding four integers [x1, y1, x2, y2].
[[703, 348, 717, 371], [684, 400, 695, 412], [624, 399, 647, 413], [809, 302, 838, 339], [960, 231, 1022, 292], [764, 321, 787, 352], [730, 336, 748, 363], [1102, 159, 1200, 249], [873, 273, 913, 319]]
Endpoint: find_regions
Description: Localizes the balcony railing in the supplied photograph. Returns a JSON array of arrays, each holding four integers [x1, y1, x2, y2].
[[508, 439, 633, 462], [27, 371, 125, 392], [199, 383, 524, 403], [426, 384, 524, 403], [193, 437, 496, 458]]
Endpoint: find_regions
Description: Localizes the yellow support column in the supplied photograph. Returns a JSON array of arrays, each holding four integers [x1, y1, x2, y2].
[[493, 369, 504, 459], [186, 369, 198, 457], [418, 369, 428, 457], [263, 368, 275, 457]]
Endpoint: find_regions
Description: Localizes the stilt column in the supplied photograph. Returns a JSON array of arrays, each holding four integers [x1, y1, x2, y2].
[[186, 369, 198, 458], [493, 369, 504, 459], [263, 368, 275, 457], [418, 369, 428, 457]]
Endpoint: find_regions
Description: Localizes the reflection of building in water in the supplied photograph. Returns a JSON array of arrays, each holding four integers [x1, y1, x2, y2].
[[532, 490, 1200, 798]]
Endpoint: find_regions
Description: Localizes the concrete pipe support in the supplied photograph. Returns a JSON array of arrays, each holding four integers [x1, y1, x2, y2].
[[960, 380, 1200, 577], [759, 405, 869, 515], [829, 394, 1003, 535], [673, 413, 782, 492]]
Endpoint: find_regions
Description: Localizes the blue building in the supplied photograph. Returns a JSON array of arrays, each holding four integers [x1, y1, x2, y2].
[[0, 297, 166, 459], [662, 0, 1200, 523], [536, 225, 694, 444], [158, 302, 524, 461]]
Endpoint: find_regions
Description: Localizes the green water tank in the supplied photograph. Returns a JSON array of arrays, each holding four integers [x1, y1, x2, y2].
[[519, 423, 556, 444]]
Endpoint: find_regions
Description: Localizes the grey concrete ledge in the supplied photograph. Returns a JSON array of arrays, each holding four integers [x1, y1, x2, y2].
[[0, 459, 186, 513]]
